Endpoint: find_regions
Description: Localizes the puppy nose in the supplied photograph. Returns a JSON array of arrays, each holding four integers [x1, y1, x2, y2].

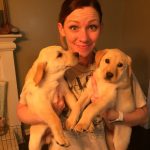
[[106, 72, 114, 80], [73, 52, 79, 58]]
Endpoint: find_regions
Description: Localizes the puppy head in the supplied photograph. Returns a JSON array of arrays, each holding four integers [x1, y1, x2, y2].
[[33, 46, 79, 85], [95, 49, 132, 83]]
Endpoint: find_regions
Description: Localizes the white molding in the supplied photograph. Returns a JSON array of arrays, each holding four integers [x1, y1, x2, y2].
[[0, 42, 16, 50], [0, 34, 22, 51], [0, 34, 22, 38], [0, 34, 22, 126]]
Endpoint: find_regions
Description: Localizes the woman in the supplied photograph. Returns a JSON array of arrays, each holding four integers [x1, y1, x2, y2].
[[17, 0, 148, 149]]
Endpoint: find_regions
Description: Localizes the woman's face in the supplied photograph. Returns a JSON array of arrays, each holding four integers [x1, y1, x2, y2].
[[58, 7, 101, 58]]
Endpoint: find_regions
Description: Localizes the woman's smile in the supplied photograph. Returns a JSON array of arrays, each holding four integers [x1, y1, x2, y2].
[[58, 7, 101, 60]]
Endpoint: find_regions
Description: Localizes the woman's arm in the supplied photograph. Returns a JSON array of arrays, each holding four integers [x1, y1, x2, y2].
[[123, 104, 148, 126], [104, 105, 148, 127], [17, 102, 44, 125]]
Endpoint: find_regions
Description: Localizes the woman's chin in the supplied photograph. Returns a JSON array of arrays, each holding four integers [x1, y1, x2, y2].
[[79, 52, 89, 58], [74, 47, 92, 57]]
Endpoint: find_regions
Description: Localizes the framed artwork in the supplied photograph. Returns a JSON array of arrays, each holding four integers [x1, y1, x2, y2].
[[0, 0, 13, 34], [0, 0, 3, 27]]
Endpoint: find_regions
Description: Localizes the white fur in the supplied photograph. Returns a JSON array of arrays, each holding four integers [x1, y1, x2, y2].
[[66, 49, 135, 150], [20, 46, 78, 150]]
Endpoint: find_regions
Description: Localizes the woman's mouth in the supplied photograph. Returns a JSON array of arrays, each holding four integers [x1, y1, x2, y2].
[[76, 44, 91, 49]]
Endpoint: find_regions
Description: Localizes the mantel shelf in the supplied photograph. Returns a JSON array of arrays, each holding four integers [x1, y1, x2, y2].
[[0, 34, 22, 51], [0, 34, 22, 38]]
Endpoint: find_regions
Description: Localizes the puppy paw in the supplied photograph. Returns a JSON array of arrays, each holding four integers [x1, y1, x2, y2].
[[87, 123, 94, 132], [55, 135, 70, 147], [65, 119, 75, 130], [74, 123, 87, 133]]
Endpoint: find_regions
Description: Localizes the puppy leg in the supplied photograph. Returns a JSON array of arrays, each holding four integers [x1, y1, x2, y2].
[[74, 97, 113, 132], [105, 127, 115, 150], [65, 102, 82, 130], [60, 79, 77, 110], [113, 125, 131, 150], [66, 90, 91, 130], [86, 122, 95, 132], [49, 139, 64, 150], [33, 94, 69, 147], [41, 128, 53, 145], [29, 124, 47, 150], [38, 105, 69, 146]]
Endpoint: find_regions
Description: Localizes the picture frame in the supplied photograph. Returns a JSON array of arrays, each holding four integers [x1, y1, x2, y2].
[[0, 0, 12, 34], [0, 0, 4, 27]]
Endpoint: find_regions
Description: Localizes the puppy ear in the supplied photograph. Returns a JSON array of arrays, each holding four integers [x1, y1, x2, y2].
[[95, 50, 107, 67], [127, 56, 132, 77], [33, 62, 47, 86]]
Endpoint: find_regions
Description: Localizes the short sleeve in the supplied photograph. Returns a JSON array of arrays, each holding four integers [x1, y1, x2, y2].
[[132, 73, 146, 108]]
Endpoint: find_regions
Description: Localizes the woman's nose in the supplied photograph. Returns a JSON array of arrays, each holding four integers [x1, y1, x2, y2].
[[78, 29, 89, 42]]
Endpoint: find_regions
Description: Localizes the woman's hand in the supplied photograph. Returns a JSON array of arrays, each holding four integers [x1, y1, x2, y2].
[[102, 109, 119, 122], [102, 109, 118, 131]]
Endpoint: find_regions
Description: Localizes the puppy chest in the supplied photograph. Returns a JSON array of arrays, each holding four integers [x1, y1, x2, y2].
[[91, 82, 117, 104], [26, 88, 55, 105]]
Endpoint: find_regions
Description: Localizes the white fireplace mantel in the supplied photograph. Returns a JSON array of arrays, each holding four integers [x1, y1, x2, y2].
[[0, 34, 22, 126], [0, 34, 22, 50]]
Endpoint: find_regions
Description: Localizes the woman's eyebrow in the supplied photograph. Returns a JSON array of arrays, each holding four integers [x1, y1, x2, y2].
[[66, 20, 79, 23], [66, 19, 99, 24], [88, 19, 100, 23]]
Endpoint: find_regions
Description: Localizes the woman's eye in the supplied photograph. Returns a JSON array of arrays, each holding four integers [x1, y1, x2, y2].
[[88, 25, 98, 31], [69, 25, 78, 31]]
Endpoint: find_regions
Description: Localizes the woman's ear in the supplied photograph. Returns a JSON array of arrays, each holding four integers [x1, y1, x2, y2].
[[57, 23, 65, 37], [58, 23, 68, 50]]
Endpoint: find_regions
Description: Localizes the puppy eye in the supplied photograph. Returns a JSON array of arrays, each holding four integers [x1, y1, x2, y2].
[[57, 52, 63, 58], [117, 63, 123, 67], [105, 59, 110, 64]]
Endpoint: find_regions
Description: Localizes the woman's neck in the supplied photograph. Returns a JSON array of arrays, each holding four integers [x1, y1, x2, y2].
[[79, 52, 94, 66]]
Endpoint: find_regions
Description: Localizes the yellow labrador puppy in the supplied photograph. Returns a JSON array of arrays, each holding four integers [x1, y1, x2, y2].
[[20, 46, 79, 150], [66, 49, 135, 150]]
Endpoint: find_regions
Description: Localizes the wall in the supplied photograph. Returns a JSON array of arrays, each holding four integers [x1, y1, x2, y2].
[[8, 0, 63, 93], [8, 0, 150, 95], [122, 0, 150, 94]]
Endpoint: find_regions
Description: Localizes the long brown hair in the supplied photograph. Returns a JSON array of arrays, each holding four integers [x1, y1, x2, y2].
[[58, 0, 103, 25]]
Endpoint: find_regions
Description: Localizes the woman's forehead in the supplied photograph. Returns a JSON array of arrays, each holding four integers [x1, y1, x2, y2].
[[65, 7, 100, 24]]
